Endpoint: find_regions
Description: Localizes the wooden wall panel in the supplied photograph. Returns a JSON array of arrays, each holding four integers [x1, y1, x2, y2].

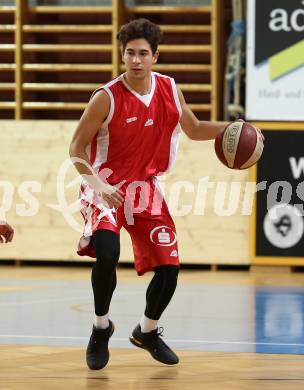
[[0, 120, 250, 264]]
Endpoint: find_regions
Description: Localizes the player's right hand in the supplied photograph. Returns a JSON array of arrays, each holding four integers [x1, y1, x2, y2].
[[0, 221, 14, 243], [101, 185, 124, 209]]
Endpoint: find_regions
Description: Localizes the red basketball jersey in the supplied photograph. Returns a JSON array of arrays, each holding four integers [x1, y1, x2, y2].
[[87, 72, 182, 185]]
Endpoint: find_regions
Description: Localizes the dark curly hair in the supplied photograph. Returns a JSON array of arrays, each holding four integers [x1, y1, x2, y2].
[[117, 18, 162, 54]]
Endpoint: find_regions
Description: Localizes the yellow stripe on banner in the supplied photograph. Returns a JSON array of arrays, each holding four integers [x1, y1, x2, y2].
[[269, 39, 304, 80]]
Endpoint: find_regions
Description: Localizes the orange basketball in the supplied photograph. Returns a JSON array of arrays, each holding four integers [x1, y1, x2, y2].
[[214, 121, 264, 169]]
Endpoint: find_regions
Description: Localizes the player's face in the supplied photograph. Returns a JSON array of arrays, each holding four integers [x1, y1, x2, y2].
[[122, 39, 158, 80]]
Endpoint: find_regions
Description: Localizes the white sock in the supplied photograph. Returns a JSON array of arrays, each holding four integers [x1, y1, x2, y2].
[[140, 314, 158, 333], [94, 313, 109, 329]]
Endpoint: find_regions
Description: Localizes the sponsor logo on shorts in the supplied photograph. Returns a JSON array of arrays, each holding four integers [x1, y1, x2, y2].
[[150, 225, 177, 247], [96, 205, 117, 226], [170, 249, 178, 257]]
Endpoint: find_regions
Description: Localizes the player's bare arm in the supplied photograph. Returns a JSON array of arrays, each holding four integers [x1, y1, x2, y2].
[[69, 90, 123, 208], [177, 87, 228, 141], [177, 87, 264, 141]]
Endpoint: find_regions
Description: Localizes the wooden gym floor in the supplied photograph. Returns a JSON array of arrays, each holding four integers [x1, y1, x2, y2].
[[1, 265, 304, 389]]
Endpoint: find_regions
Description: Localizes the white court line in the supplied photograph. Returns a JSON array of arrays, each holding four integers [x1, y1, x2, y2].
[[0, 334, 304, 347]]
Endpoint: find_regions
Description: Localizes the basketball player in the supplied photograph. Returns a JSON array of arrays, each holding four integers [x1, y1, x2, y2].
[[69, 18, 254, 370], [0, 221, 14, 243]]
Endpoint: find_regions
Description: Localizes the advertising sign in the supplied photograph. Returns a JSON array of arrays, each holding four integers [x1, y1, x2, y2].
[[255, 130, 304, 258], [246, 0, 304, 120]]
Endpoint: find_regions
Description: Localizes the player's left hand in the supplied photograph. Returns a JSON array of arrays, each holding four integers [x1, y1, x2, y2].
[[254, 126, 264, 142], [0, 221, 14, 243]]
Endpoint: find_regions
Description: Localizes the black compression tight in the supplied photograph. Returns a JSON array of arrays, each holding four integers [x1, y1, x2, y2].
[[91, 229, 179, 320], [144, 265, 179, 320], [91, 229, 120, 316]]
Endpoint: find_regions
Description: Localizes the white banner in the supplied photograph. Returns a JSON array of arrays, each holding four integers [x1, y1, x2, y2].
[[246, 0, 304, 121]]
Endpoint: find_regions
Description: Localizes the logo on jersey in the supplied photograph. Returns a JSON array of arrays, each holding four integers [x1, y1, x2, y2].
[[126, 116, 137, 124], [263, 204, 304, 248], [144, 118, 154, 127], [150, 226, 177, 247], [170, 249, 178, 257]]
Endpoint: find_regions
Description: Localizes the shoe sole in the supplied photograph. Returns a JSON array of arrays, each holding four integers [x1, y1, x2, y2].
[[129, 336, 145, 349], [129, 336, 179, 365]]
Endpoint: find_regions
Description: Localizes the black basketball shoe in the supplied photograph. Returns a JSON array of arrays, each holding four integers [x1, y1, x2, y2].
[[129, 324, 179, 365], [86, 320, 115, 370]]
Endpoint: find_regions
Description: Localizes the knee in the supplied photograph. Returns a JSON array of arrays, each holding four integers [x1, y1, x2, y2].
[[154, 265, 179, 285], [92, 230, 120, 269]]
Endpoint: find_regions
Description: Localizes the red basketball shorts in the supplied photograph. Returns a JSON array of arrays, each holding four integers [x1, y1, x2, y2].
[[78, 178, 179, 275]]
